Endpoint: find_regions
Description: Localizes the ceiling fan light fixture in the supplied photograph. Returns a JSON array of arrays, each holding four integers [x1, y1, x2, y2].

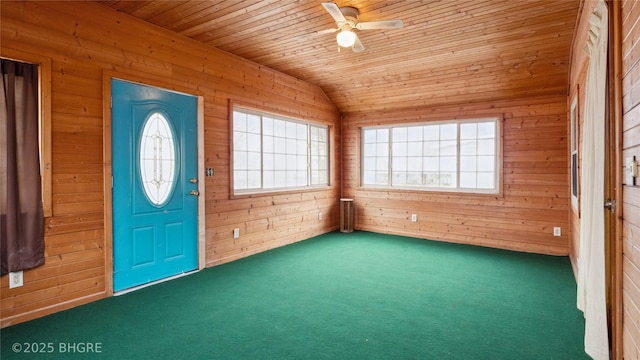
[[336, 28, 356, 47], [321, 2, 403, 52]]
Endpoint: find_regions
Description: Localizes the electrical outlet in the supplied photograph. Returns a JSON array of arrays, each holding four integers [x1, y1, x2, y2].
[[233, 228, 240, 239], [9, 271, 23, 289], [553, 227, 561, 237], [411, 214, 417, 222], [318, 212, 323, 220]]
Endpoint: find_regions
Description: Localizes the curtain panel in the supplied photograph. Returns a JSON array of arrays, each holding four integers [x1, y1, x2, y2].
[[0, 58, 44, 275], [576, 0, 609, 359]]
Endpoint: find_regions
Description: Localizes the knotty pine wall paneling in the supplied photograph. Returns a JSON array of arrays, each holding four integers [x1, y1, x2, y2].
[[621, 0, 640, 357], [342, 95, 570, 255], [0, 1, 340, 327]]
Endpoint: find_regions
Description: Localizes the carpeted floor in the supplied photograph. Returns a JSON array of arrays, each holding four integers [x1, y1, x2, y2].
[[1, 231, 588, 359]]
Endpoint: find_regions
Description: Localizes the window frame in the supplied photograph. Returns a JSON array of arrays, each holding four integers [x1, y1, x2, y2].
[[1, 49, 52, 217], [359, 117, 502, 195], [230, 104, 330, 197], [570, 93, 579, 212]]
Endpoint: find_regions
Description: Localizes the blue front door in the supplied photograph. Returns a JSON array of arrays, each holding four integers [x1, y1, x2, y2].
[[112, 79, 198, 292]]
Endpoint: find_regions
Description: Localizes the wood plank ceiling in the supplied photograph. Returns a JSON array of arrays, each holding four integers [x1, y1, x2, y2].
[[96, 0, 581, 113]]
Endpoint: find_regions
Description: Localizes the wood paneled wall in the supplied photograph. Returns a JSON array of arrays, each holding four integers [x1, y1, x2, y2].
[[342, 96, 570, 255], [621, 0, 640, 357], [0, 1, 340, 327]]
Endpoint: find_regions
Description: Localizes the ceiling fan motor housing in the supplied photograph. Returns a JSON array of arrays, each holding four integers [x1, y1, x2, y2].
[[340, 6, 359, 26]]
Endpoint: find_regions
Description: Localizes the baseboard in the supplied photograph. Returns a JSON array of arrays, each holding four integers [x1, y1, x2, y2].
[[1, 292, 106, 328]]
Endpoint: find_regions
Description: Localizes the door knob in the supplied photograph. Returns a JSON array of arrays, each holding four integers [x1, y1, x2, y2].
[[604, 198, 615, 212], [190, 190, 200, 196]]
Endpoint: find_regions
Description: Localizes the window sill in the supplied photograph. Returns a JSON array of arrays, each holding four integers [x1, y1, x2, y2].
[[231, 185, 335, 199], [356, 185, 503, 198]]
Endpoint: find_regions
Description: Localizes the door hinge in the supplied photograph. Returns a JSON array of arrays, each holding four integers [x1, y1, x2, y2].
[[604, 198, 616, 213]]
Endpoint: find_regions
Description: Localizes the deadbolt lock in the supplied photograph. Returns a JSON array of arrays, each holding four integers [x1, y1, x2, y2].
[[190, 178, 198, 184]]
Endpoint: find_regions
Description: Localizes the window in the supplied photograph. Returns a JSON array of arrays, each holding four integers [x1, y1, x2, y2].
[[570, 95, 579, 211], [139, 112, 176, 206], [1, 51, 52, 217], [232, 107, 329, 195], [361, 118, 500, 193]]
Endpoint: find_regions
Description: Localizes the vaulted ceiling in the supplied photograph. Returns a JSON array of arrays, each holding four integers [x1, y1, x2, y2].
[[96, 0, 581, 113]]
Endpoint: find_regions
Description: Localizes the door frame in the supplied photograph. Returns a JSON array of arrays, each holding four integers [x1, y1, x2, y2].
[[607, 0, 623, 357], [102, 70, 206, 296]]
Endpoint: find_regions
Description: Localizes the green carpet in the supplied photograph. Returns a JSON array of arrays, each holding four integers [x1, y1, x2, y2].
[[1, 231, 587, 359]]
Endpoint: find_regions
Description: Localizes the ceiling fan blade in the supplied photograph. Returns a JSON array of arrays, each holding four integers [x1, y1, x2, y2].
[[352, 34, 365, 53], [294, 28, 337, 40], [322, 2, 347, 24], [356, 19, 404, 30], [316, 28, 339, 35]]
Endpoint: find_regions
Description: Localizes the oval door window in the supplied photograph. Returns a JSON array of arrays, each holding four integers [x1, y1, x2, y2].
[[139, 112, 177, 206]]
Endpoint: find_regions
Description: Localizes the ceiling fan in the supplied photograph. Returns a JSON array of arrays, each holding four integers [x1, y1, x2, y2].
[[318, 2, 403, 53]]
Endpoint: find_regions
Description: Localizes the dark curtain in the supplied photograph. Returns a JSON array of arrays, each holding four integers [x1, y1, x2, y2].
[[0, 59, 44, 275]]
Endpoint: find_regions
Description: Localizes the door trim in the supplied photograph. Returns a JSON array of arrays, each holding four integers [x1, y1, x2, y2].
[[607, 0, 623, 357], [102, 70, 206, 296]]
